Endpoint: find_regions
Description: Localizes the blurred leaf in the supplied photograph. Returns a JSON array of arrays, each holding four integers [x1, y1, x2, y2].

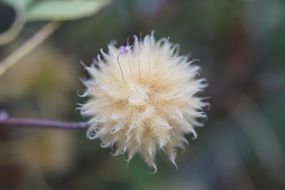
[[26, 0, 111, 21], [2, 0, 33, 9], [0, 1, 25, 45]]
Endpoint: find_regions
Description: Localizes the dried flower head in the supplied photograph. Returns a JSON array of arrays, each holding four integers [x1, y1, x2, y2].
[[80, 33, 208, 172]]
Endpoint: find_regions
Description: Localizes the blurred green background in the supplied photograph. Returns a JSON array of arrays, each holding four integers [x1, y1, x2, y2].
[[0, 0, 285, 189]]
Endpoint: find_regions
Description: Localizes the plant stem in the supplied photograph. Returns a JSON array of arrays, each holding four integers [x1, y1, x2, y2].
[[0, 117, 87, 129], [0, 22, 60, 76]]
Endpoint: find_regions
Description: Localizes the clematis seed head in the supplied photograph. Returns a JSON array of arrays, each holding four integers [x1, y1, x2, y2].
[[79, 33, 208, 172]]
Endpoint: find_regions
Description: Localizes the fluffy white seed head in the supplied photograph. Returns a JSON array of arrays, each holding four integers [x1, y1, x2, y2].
[[80, 33, 208, 171]]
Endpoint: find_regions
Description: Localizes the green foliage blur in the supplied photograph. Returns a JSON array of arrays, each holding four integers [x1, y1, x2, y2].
[[1, 0, 285, 190]]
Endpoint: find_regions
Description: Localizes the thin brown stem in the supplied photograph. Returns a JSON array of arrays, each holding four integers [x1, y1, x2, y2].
[[0, 117, 87, 129]]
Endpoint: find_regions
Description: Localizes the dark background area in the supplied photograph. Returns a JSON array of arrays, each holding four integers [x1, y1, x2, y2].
[[0, 0, 285, 189]]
